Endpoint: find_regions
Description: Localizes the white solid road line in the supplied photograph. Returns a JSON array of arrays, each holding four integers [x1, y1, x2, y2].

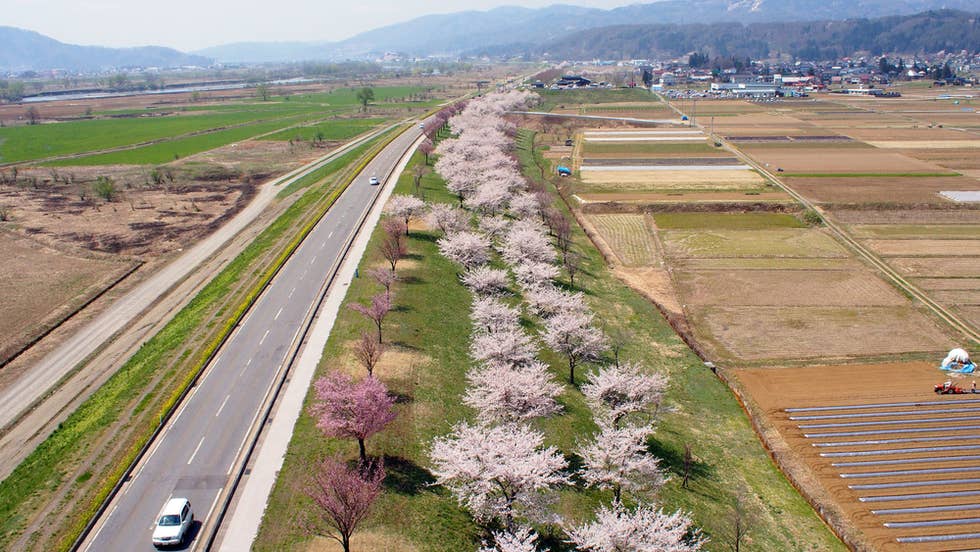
[[187, 437, 206, 465], [274, 307, 283, 321], [215, 395, 231, 417], [194, 489, 224, 551]]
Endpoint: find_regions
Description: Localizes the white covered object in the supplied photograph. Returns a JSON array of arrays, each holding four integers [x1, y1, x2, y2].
[[943, 348, 972, 368]]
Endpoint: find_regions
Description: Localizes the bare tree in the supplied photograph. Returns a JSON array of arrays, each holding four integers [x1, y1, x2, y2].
[[412, 164, 430, 198], [349, 293, 392, 344], [379, 219, 407, 272], [352, 331, 385, 376], [367, 267, 398, 301], [305, 455, 385, 552], [25, 106, 40, 125]]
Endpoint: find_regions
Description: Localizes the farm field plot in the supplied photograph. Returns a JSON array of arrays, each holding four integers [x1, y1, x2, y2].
[[575, 190, 791, 203], [867, 140, 980, 149], [841, 127, 974, 142], [0, 232, 134, 364], [692, 305, 952, 360], [733, 362, 980, 552], [579, 169, 765, 191], [744, 148, 948, 174], [788, 176, 968, 204], [899, 149, 980, 171], [660, 227, 848, 258], [914, 278, 980, 291], [259, 117, 386, 142], [864, 239, 980, 257], [833, 209, 980, 225], [676, 269, 908, 307], [582, 156, 743, 166], [852, 224, 980, 239], [670, 100, 767, 114], [582, 141, 718, 155], [586, 213, 660, 266], [890, 257, 980, 278]]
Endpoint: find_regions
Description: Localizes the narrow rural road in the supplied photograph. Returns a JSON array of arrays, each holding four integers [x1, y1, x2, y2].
[[79, 124, 423, 551], [0, 125, 396, 470]]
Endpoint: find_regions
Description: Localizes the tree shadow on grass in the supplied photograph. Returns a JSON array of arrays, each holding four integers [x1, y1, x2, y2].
[[409, 232, 439, 244], [648, 438, 713, 483], [399, 274, 425, 285], [381, 455, 436, 496]]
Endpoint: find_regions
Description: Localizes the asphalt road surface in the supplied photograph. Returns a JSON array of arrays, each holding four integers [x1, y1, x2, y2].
[[83, 125, 421, 552]]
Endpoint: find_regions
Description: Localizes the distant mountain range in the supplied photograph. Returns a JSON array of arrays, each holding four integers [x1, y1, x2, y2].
[[2, 0, 978, 71], [529, 9, 980, 61], [197, 0, 980, 62], [0, 26, 211, 72]]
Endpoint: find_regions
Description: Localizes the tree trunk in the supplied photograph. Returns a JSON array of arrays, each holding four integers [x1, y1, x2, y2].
[[376, 322, 383, 344], [358, 438, 367, 462], [342, 534, 351, 552], [568, 358, 576, 385]]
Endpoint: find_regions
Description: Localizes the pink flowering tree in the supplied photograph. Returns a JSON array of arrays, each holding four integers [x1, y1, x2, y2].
[[305, 455, 385, 552], [478, 215, 511, 241], [524, 286, 587, 319], [578, 420, 666, 503], [479, 526, 543, 552], [461, 266, 511, 297], [429, 421, 568, 529], [566, 502, 705, 552], [349, 292, 392, 343], [437, 231, 491, 271], [513, 261, 560, 289], [582, 362, 668, 427], [385, 194, 425, 236], [310, 372, 397, 461], [502, 220, 557, 266], [542, 310, 608, 385], [367, 267, 398, 301], [465, 360, 563, 423], [471, 297, 521, 334], [509, 193, 541, 220], [419, 138, 435, 165]]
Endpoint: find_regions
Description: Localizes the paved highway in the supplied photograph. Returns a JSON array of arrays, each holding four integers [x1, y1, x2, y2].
[[82, 124, 422, 551]]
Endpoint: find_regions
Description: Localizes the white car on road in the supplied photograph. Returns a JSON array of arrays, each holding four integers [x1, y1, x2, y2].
[[368, 175, 380, 185], [152, 497, 193, 548]]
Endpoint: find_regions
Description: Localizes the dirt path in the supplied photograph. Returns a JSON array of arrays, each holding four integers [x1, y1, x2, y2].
[[0, 127, 394, 479]]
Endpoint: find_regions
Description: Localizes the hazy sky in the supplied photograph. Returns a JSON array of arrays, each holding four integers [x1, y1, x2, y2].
[[5, 0, 639, 51]]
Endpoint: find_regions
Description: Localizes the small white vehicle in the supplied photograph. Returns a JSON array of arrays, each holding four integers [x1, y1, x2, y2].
[[368, 175, 380, 185], [152, 497, 193, 548], [418, 123, 425, 130]]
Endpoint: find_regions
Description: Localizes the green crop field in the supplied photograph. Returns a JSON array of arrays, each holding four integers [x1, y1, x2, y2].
[[539, 88, 663, 112], [654, 212, 807, 230], [259, 118, 386, 142]]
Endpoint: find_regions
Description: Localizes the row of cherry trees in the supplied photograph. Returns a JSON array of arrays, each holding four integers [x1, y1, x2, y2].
[[424, 91, 705, 552]]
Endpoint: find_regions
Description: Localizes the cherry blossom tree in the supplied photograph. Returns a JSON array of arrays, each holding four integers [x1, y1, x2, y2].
[[581, 362, 668, 427], [386, 194, 425, 236], [438, 231, 491, 271], [524, 286, 587, 319], [349, 292, 392, 343], [513, 261, 560, 289], [566, 502, 705, 552], [466, 179, 513, 215], [352, 331, 385, 376], [509, 193, 541, 220], [419, 138, 435, 164], [542, 310, 608, 385], [425, 203, 470, 235], [478, 215, 511, 241], [367, 267, 398, 301], [311, 372, 397, 461], [471, 297, 521, 334], [578, 420, 666, 503], [502, 220, 557, 266], [479, 526, 545, 552], [461, 266, 510, 297], [429, 421, 568, 528], [465, 360, 563, 423], [471, 327, 537, 368], [305, 455, 385, 552]]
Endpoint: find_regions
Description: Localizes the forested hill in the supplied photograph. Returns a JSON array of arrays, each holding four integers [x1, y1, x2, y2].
[[0, 27, 211, 72], [524, 9, 980, 60]]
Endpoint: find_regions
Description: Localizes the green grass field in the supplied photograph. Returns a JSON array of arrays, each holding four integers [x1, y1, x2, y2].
[[583, 142, 718, 155], [654, 212, 806, 230], [254, 132, 845, 551], [259, 118, 386, 142], [2, 86, 433, 164], [540, 88, 663, 112]]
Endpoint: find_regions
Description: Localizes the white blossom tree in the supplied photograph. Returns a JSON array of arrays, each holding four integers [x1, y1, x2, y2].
[[385, 194, 425, 234], [465, 360, 563, 423], [509, 192, 541, 220], [478, 214, 511, 241], [542, 310, 608, 385], [426, 203, 470, 235], [524, 286, 588, 319], [513, 261, 560, 289], [466, 178, 512, 215], [461, 266, 511, 297], [429, 422, 568, 529], [502, 220, 557, 266], [578, 420, 666, 502], [471, 327, 537, 367], [479, 526, 545, 552], [566, 502, 705, 552], [471, 297, 521, 334], [438, 231, 491, 271], [581, 362, 668, 427]]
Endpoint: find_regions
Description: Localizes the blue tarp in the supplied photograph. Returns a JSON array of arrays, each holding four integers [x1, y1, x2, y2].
[[941, 362, 977, 374]]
